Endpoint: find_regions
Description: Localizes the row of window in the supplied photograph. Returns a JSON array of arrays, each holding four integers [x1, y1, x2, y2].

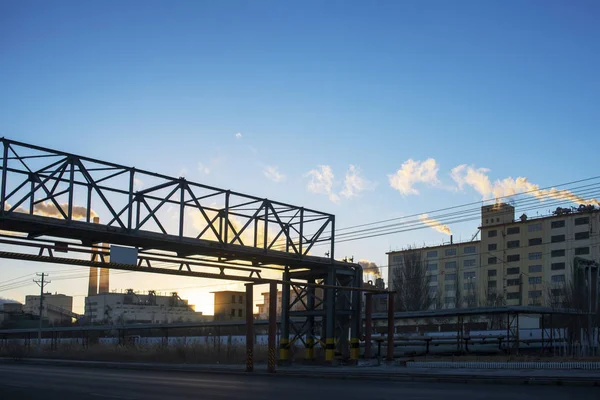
[[487, 217, 590, 238], [489, 233, 590, 251], [427, 245, 477, 258], [487, 247, 590, 266]]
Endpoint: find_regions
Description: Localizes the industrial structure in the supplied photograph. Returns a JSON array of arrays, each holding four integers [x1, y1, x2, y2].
[[388, 203, 600, 310], [84, 290, 203, 324], [24, 293, 74, 325], [0, 137, 373, 371], [212, 290, 247, 321]]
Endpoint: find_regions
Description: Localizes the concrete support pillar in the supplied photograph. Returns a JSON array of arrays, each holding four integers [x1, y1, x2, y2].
[[386, 292, 395, 362], [245, 283, 254, 372], [268, 282, 277, 373], [279, 268, 290, 365]]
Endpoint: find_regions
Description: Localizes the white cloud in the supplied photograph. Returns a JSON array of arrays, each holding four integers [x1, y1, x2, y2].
[[198, 162, 211, 175], [340, 165, 374, 198], [133, 178, 144, 190], [305, 165, 340, 203], [451, 164, 600, 205], [235, 132, 243, 139], [419, 213, 452, 235], [388, 158, 440, 196], [263, 166, 286, 183]]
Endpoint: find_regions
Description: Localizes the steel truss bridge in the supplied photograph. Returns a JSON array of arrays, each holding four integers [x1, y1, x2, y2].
[[0, 137, 375, 370]]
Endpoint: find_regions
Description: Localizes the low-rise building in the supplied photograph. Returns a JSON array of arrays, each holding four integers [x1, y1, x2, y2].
[[85, 290, 203, 324], [24, 293, 74, 325], [212, 291, 246, 321]]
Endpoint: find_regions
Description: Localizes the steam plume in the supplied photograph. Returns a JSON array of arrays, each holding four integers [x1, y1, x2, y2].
[[358, 259, 381, 278], [419, 213, 452, 235], [4, 201, 97, 220]]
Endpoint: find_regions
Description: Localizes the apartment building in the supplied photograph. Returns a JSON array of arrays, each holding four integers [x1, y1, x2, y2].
[[212, 290, 247, 321], [388, 203, 600, 309]]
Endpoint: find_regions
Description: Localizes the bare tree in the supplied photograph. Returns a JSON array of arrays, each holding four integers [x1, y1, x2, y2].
[[482, 287, 506, 330], [392, 249, 434, 311]]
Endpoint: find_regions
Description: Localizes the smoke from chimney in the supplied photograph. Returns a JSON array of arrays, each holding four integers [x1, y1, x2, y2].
[[4, 201, 97, 220], [358, 259, 381, 278], [419, 213, 452, 235]]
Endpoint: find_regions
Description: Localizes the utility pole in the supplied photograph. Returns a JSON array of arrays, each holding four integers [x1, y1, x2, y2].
[[34, 273, 50, 349]]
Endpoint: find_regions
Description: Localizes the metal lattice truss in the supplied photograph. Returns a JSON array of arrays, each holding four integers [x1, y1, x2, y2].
[[0, 138, 336, 269]]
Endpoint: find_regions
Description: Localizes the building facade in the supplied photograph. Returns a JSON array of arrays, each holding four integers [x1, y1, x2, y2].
[[24, 293, 74, 325], [212, 291, 247, 321], [388, 203, 600, 309], [84, 290, 203, 324]]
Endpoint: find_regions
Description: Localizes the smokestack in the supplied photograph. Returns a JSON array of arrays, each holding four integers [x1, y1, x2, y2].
[[88, 217, 110, 295], [450, 235, 453, 245]]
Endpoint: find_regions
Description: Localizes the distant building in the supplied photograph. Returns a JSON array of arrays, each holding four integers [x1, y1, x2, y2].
[[388, 203, 600, 309], [24, 293, 74, 325], [212, 291, 246, 321], [85, 290, 203, 324], [255, 288, 324, 319]]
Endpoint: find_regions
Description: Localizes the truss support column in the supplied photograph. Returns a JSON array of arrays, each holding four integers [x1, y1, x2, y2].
[[1, 140, 8, 212], [386, 292, 395, 362], [364, 293, 373, 359], [349, 268, 362, 364], [245, 283, 254, 372], [325, 267, 336, 364], [304, 279, 315, 363], [279, 268, 290, 365], [268, 281, 277, 373]]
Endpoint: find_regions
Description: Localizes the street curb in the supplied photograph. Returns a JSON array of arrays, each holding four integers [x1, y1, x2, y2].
[[1, 358, 598, 387]]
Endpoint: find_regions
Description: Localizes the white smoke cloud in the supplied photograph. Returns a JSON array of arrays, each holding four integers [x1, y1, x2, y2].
[[340, 165, 374, 198], [263, 166, 286, 183], [388, 158, 440, 196], [235, 132, 243, 139], [4, 201, 97, 220], [358, 259, 381, 278], [305, 165, 340, 204], [419, 213, 452, 235], [451, 164, 600, 206]]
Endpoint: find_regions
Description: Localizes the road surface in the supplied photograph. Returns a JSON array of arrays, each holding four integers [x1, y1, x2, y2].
[[0, 364, 597, 399]]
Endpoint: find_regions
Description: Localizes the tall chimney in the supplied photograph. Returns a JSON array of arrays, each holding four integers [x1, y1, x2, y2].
[[88, 216, 110, 295], [450, 235, 453, 245]]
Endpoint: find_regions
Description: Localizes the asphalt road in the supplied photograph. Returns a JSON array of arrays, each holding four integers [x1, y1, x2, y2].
[[0, 364, 597, 400]]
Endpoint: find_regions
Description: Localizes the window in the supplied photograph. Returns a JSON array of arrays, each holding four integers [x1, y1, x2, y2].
[[575, 216, 589, 226], [488, 230, 497, 238], [445, 284, 457, 291], [575, 231, 590, 240], [528, 252, 542, 260], [231, 295, 236, 303], [575, 247, 590, 255], [528, 223, 542, 232], [445, 248, 457, 256], [464, 271, 476, 279], [507, 254, 520, 262], [427, 250, 438, 258], [551, 288, 565, 296], [230, 308, 235, 317], [529, 265, 542, 273], [429, 275, 438, 282], [551, 234, 565, 243], [488, 243, 497, 251], [551, 262, 565, 271], [445, 261, 457, 269], [528, 276, 542, 285], [488, 269, 497, 277], [528, 238, 542, 246], [488, 257, 497, 264], [239, 295, 244, 303], [445, 273, 457, 281], [507, 292, 520, 300], [507, 278, 520, 286], [529, 290, 542, 298], [428, 286, 438, 294], [507, 267, 520, 275], [392, 255, 402, 263], [444, 297, 455, 304], [507, 240, 520, 248], [488, 280, 497, 288], [426, 263, 438, 271], [507, 227, 520, 235], [238, 309, 243, 317], [551, 249, 565, 257], [464, 246, 476, 254], [551, 275, 565, 283], [464, 282, 475, 290], [551, 220, 565, 229], [463, 259, 475, 267]]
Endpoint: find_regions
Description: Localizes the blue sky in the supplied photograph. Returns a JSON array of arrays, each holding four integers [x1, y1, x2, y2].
[[1, 1, 599, 314]]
